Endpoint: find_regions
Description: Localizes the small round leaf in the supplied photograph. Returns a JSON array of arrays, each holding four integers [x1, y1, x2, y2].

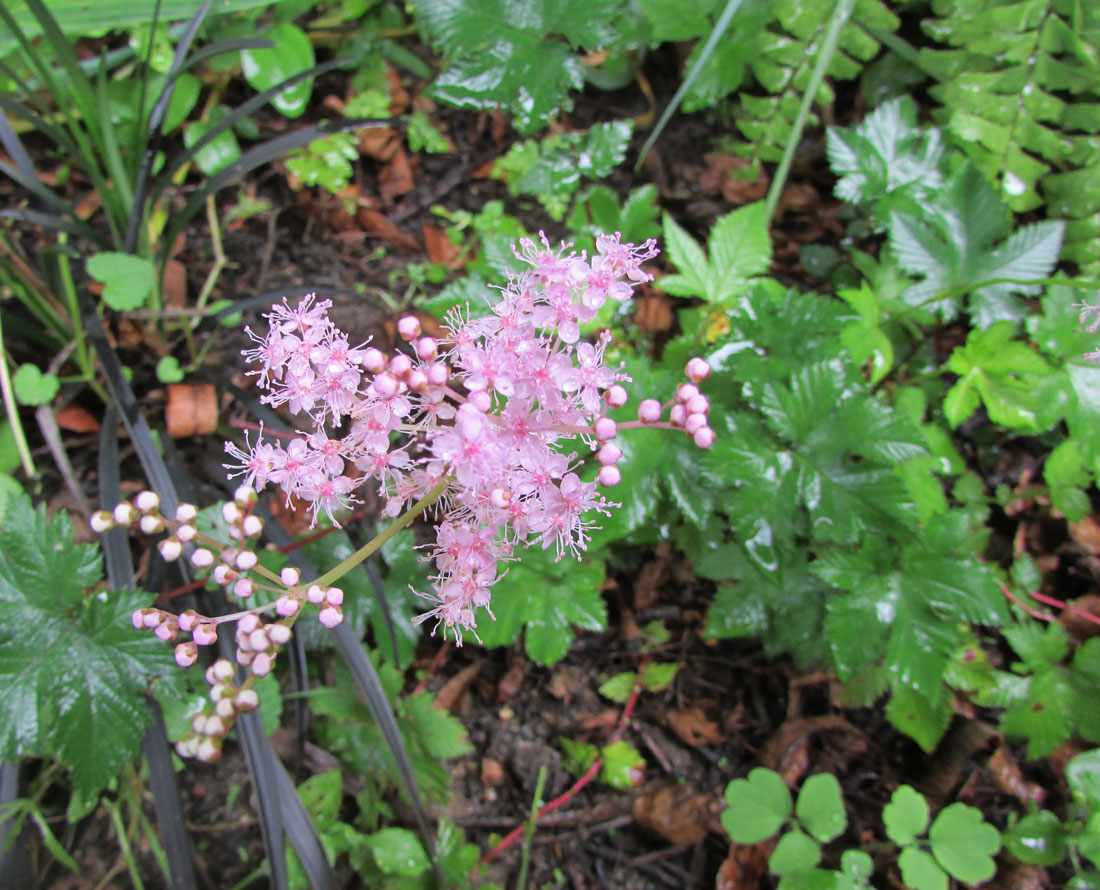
[[898, 847, 948, 890], [156, 357, 185, 384], [241, 23, 314, 118], [1067, 749, 1100, 809], [87, 252, 155, 310], [768, 830, 821, 876], [883, 785, 929, 846], [721, 768, 793, 843], [796, 773, 847, 842], [1003, 810, 1067, 866], [12, 364, 59, 406], [367, 827, 428, 876], [840, 849, 873, 881], [928, 802, 1001, 883]]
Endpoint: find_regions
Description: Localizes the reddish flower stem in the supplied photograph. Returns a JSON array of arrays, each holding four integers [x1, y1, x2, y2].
[[481, 656, 647, 864], [998, 580, 1100, 626]]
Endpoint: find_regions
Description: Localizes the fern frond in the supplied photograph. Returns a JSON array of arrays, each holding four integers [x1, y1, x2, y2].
[[922, 0, 1100, 274]]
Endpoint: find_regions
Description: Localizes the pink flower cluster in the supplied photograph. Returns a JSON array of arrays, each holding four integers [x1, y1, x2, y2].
[[226, 233, 713, 641]]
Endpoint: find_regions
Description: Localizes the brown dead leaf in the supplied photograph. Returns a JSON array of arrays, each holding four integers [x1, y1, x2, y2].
[[481, 757, 505, 787], [386, 67, 410, 113], [984, 862, 1048, 890], [922, 720, 999, 806], [435, 660, 482, 713], [634, 293, 673, 332], [54, 403, 101, 433], [356, 208, 420, 251], [1070, 515, 1100, 554], [759, 716, 866, 785], [665, 707, 721, 747], [496, 658, 526, 704], [359, 126, 400, 161], [697, 153, 770, 204], [165, 383, 218, 438], [633, 782, 718, 845], [163, 258, 188, 310], [988, 745, 1046, 806], [380, 148, 414, 204], [423, 223, 462, 267], [1062, 594, 1100, 641], [716, 840, 773, 890], [576, 709, 619, 732], [548, 666, 583, 703]]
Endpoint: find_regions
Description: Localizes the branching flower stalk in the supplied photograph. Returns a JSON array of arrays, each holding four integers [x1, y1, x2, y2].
[[92, 234, 714, 761]]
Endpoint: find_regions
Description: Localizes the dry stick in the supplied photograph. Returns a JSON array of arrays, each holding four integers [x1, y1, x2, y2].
[[482, 656, 649, 865]]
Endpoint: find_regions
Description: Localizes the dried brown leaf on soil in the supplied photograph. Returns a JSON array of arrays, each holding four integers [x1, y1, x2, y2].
[[664, 706, 721, 747], [422, 222, 462, 267], [633, 781, 719, 846], [165, 383, 218, 438]]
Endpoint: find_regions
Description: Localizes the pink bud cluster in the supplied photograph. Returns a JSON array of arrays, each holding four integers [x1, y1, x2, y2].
[[635, 357, 715, 449], [225, 234, 714, 641], [93, 486, 343, 759]]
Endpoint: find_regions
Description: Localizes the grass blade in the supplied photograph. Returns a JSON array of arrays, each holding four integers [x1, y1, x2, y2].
[[177, 38, 275, 74], [142, 700, 198, 890], [235, 711, 290, 890], [0, 762, 30, 888]]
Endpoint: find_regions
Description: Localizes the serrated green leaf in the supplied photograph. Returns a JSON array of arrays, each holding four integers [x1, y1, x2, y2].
[[660, 213, 709, 298], [598, 672, 636, 703], [708, 202, 772, 302], [1001, 668, 1075, 760], [883, 785, 930, 846], [928, 802, 1000, 883], [721, 768, 793, 843], [600, 739, 645, 789], [640, 661, 677, 692], [885, 682, 953, 752], [558, 736, 599, 776], [402, 692, 472, 759], [1067, 749, 1100, 810], [0, 493, 173, 809], [795, 773, 846, 843]]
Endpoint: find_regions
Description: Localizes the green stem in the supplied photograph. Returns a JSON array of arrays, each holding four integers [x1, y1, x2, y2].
[[764, 0, 856, 225], [311, 476, 451, 589], [103, 797, 145, 890], [0, 311, 37, 477], [516, 765, 547, 890]]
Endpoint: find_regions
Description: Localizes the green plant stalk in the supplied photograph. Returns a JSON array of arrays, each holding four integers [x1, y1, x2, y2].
[[861, 25, 936, 78], [764, 0, 856, 225], [312, 476, 451, 589], [0, 311, 37, 477], [635, 0, 747, 172], [103, 797, 145, 890], [516, 765, 548, 890]]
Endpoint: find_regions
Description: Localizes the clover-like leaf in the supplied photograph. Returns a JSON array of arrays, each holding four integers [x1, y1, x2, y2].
[[1003, 810, 1068, 867], [898, 847, 948, 890], [768, 829, 821, 876], [928, 802, 1001, 883], [12, 364, 59, 406], [721, 768, 793, 843], [883, 785, 930, 846], [87, 252, 155, 311], [795, 773, 847, 843]]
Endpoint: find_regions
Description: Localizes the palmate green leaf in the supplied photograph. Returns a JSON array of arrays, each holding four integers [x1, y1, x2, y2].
[[883, 785, 930, 847], [888, 162, 1063, 326], [476, 545, 606, 665], [928, 802, 1001, 883], [826, 96, 944, 224], [722, 767, 792, 843], [795, 773, 846, 843], [0, 493, 173, 809], [411, 0, 621, 133], [885, 682, 954, 752]]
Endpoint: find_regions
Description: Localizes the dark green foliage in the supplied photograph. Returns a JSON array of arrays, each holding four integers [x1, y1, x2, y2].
[[922, 0, 1100, 275], [409, 0, 628, 133], [0, 491, 176, 817]]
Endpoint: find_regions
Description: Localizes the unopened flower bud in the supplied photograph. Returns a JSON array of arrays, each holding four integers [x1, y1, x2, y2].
[[363, 347, 386, 372], [276, 595, 301, 617], [238, 614, 260, 634], [221, 501, 242, 524], [252, 653, 273, 677], [214, 698, 236, 719], [212, 658, 235, 681], [638, 399, 661, 424], [193, 623, 217, 646], [405, 369, 428, 392], [685, 413, 707, 435], [669, 404, 687, 427], [685, 357, 711, 383], [132, 608, 148, 629], [191, 548, 214, 569], [135, 491, 160, 514], [90, 511, 115, 533], [280, 567, 301, 587], [594, 417, 617, 441], [606, 385, 628, 408], [155, 620, 178, 641], [235, 550, 258, 571], [598, 465, 622, 487], [176, 524, 197, 543], [268, 623, 292, 644], [196, 737, 222, 762], [234, 485, 257, 510], [236, 648, 254, 666], [427, 363, 448, 386], [234, 578, 255, 598], [686, 394, 709, 415], [325, 587, 344, 607], [114, 502, 137, 526], [597, 444, 622, 466], [175, 642, 198, 667], [306, 584, 325, 604], [397, 315, 421, 341], [175, 503, 198, 523], [235, 689, 260, 711], [390, 353, 413, 378], [373, 371, 399, 399], [242, 515, 264, 538], [143, 610, 164, 628], [319, 606, 343, 628], [178, 610, 200, 632], [249, 628, 269, 652], [139, 514, 164, 534], [416, 337, 438, 361], [213, 565, 235, 585], [676, 383, 699, 403], [159, 537, 183, 562], [203, 714, 227, 736], [693, 426, 716, 449]]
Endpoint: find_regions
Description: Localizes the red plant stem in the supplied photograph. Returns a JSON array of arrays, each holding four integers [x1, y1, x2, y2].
[[1028, 590, 1100, 627], [481, 656, 648, 864], [998, 580, 1057, 622]]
